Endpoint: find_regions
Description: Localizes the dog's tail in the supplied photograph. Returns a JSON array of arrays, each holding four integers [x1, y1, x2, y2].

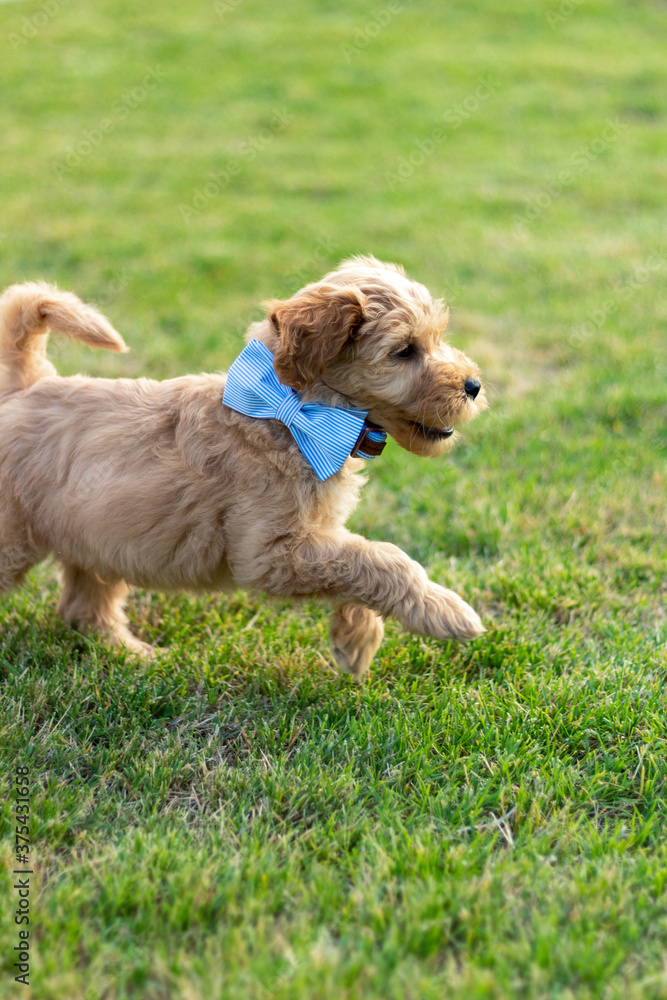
[[0, 281, 128, 397]]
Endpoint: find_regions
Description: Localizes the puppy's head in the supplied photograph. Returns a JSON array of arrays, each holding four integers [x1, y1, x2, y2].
[[261, 255, 486, 457]]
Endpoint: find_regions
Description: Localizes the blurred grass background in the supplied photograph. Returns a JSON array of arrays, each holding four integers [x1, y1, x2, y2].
[[1, 0, 666, 997]]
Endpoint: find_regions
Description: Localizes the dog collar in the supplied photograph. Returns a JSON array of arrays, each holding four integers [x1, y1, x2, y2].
[[223, 339, 387, 481], [350, 422, 387, 459]]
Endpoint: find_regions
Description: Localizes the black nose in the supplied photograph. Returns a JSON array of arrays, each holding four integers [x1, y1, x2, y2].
[[464, 378, 481, 400]]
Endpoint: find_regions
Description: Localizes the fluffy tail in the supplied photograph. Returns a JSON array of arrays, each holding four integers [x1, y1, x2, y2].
[[0, 281, 128, 396]]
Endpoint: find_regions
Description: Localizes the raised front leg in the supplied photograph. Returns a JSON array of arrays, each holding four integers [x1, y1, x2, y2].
[[255, 530, 484, 644]]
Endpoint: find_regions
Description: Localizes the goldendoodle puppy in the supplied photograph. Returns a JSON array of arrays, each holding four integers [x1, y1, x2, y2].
[[0, 256, 486, 674]]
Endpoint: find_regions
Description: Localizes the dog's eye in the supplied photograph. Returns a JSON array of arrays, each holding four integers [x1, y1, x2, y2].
[[394, 345, 414, 359]]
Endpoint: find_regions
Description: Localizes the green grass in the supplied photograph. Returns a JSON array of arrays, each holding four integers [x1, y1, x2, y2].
[[1, 0, 666, 996]]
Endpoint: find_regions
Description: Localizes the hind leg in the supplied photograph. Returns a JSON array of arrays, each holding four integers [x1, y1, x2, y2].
[[0, 546, 37, 596], [57, 564, 155, 659], [0, 497, 43, 596]]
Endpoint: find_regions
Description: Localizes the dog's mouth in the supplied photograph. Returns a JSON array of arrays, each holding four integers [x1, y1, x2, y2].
[[374, 418, 454, 441], [368, 413, 457, 450], [410, 421, 454, 440]]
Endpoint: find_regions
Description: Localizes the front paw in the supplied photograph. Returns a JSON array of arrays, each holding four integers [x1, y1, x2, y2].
[[330, 604, 384, 677], [105, 623, 160, 661], [403, 584, 484, 642]]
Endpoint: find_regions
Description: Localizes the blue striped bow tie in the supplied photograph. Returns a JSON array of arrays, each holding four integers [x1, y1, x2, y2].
[[223, 339, 387, 481]]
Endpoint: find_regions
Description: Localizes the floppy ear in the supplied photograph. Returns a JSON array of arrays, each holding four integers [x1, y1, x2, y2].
[[267, 284, 367, 390]]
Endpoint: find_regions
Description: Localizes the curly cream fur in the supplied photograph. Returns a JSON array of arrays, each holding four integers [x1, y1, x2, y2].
[[0, 258, 486, 672]]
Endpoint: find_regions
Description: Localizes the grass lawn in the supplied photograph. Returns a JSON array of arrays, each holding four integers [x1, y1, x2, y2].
[[1, 0, 666, 996]]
